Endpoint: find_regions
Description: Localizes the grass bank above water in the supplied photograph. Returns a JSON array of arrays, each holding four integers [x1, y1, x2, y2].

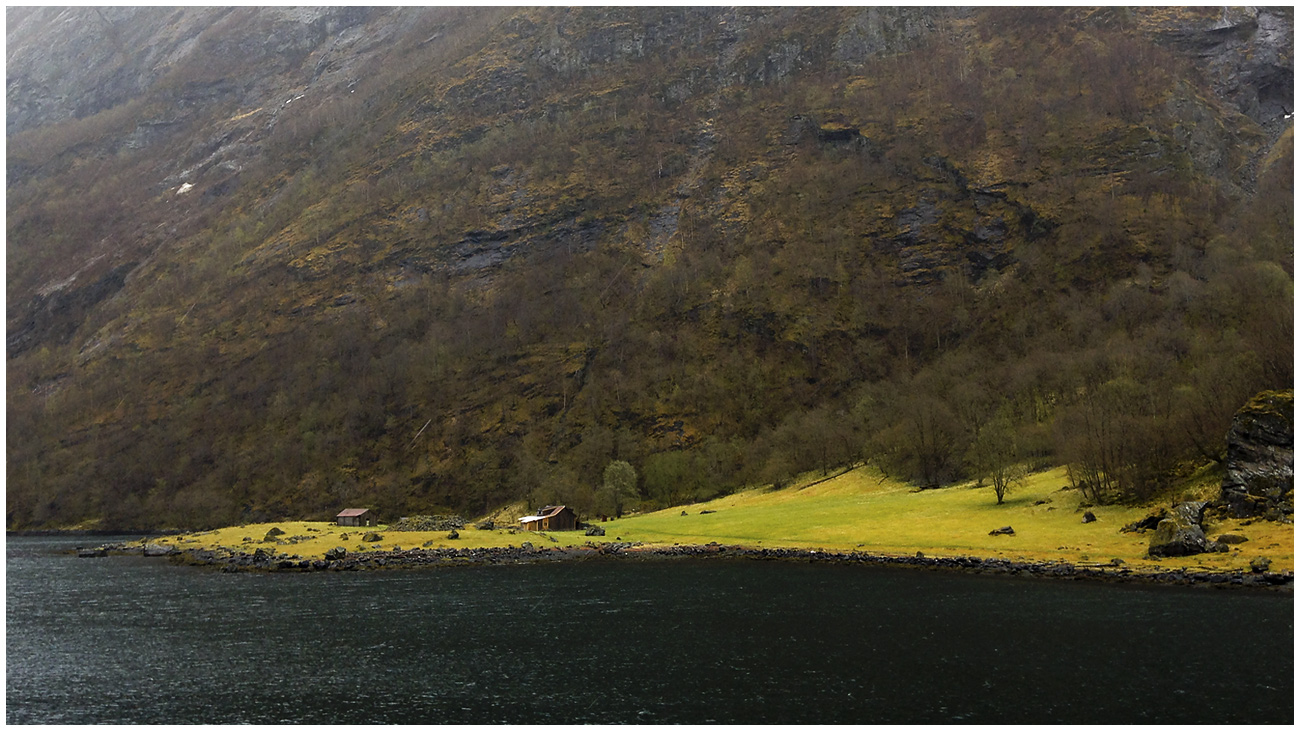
[[134, 466, 1293, 575]]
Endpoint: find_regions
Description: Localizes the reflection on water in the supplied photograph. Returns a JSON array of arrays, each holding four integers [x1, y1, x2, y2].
[[7, 536, 1293, 724]]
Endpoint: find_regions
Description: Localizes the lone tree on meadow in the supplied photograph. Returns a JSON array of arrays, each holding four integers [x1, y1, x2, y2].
[[602, 460, 637, 518], [967, 412, 1027, 505]]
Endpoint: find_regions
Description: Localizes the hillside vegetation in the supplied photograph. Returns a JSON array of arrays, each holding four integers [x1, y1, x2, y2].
[[6, 7, 1293, 530]]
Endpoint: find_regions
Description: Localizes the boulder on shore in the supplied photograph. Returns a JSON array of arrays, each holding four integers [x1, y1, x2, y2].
[[1148, 501, 1210, 557], [361, 532, 382, 542]]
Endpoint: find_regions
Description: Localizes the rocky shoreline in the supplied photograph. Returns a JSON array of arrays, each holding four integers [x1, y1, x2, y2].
[[87, 540, 1293, 590]]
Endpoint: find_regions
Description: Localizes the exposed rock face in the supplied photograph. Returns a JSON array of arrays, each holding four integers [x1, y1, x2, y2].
[[1219, 390, 1293, 521], [1150, 7, 1294, 129], [5, 7, 380, 135], [832, 7, 947, 67]]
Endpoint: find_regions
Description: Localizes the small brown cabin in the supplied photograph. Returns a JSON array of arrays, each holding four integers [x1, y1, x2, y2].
[[519, 505, 578, 531], [336, 508, 376, 527]]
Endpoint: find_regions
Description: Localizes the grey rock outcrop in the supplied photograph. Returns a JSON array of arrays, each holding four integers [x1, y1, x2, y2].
[[1148, 501, 1212, 557], [1150, 8, 1293, 129], [1219, 390, 1293, 521], [6, 7, 381, 135], [832, 7, 947, 68]]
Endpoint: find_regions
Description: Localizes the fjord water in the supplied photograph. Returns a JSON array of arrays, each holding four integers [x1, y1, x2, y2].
[[7, 536, 1292, 724]]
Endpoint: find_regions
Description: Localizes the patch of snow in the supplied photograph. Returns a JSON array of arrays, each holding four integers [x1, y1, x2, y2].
[[176, 182, 194, 195]]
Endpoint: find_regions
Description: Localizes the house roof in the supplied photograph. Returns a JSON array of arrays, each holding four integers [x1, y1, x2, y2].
[[337, 508, 371, 517], [519, 505, 570, 523]]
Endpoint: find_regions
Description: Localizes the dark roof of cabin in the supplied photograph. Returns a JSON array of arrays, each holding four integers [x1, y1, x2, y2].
[[519, 505, 571, 523]]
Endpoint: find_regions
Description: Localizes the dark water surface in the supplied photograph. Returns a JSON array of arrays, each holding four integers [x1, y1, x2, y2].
[[7, 535, 1293, 724]]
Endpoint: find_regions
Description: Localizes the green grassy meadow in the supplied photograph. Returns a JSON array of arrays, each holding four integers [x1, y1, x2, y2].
[[144, 465, 1292, 575], [607, 466, 1293, 573]]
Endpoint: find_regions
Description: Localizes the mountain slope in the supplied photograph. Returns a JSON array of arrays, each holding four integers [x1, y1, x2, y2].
[[6, 7, 1293, 529]]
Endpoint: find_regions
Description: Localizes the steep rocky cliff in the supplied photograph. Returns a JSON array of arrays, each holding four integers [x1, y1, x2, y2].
[[1145, 7, 1292, 129]]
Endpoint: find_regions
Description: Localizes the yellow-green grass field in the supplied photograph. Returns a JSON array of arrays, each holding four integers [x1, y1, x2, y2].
[[606, 466, 1293, 574], [142, 520, 605, 560], [139, 466, 1292, 574]]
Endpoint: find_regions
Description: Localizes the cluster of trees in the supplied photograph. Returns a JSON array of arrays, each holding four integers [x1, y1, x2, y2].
[[6, 7, 1291, 529]]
